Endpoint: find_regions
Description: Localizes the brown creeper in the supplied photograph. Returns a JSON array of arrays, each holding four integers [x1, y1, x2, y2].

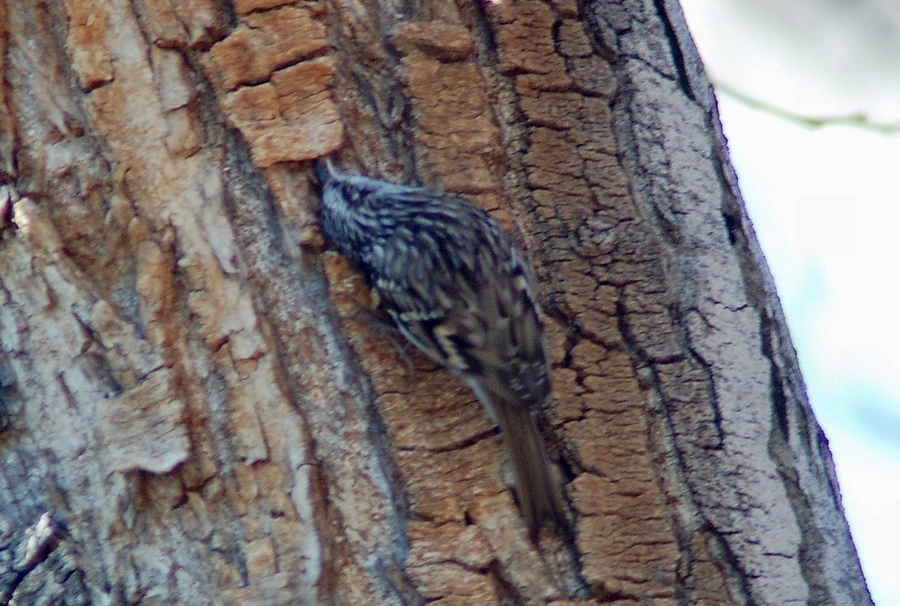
[[316, 159, 567, 540]]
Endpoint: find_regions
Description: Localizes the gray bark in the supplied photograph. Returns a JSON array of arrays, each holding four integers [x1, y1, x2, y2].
[[0, 0, 871, 604]]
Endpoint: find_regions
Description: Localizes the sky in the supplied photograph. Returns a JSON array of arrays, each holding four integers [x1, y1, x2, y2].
[[679, 1, 900, 603]]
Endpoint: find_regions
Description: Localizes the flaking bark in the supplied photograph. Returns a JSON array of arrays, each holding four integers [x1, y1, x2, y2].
[[0, 1, 871, 604]]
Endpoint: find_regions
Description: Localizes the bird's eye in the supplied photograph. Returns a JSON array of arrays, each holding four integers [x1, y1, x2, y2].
[[348, 188, 372, 206]]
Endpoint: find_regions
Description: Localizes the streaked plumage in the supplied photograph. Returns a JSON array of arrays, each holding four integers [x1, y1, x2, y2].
[[316, 159, 567, 540]]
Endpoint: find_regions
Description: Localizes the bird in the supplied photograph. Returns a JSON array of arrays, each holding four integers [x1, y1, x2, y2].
[[315, 159, 568, 540]]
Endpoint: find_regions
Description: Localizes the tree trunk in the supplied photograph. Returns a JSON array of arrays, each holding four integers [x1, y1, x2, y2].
[[0, 1, 872, 605]]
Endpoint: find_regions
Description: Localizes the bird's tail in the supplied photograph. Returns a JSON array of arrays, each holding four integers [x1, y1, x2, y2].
[[493, 398, 570, 542]]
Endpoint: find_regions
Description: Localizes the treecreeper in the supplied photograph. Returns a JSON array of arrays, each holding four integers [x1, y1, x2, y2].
[[315, 159, 569, 541]]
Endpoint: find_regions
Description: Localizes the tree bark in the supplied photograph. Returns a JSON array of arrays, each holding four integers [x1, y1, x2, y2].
[[0, 1, 872, 605]]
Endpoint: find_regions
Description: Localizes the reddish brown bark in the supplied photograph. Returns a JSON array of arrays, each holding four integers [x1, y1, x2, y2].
[[0, 1, 870, 604]]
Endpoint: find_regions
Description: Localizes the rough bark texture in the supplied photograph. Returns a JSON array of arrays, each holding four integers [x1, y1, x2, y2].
[[0, 1, 872, 605]]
